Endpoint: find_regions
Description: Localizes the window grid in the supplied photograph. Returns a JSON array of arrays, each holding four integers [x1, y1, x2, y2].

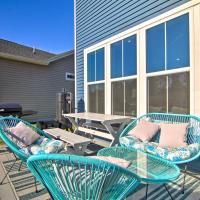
[[122, 40, 124, 77], [166, 76, 169, 112], [164, 22, 167, 70], [94, 51, 96, 81], [123, 81, 125, 116]]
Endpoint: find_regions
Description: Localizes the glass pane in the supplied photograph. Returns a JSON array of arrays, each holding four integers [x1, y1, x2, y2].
[[147, 75, 167, 112], [97, 84, 105, 114], [88, 84, 96, 112], [123, 35, 137, 76], [96, 48, 104, 81], [125, 79, 137, 116], [112, 81, 124, 115], [168, 72, 190, 114], [146, 23, 165, 73], [167, 14, 190, 69], [87, 52, 95, 82], [111, 40, 122, 78], [88, 84, 105, 113]]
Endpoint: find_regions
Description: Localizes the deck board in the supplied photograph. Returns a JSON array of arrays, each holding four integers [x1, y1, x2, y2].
[[0, 144, 199, 200], [0, 147, 18, 200]]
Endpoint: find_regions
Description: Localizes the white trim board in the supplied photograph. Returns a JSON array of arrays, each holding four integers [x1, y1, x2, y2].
[[74, 0, 77, 111]]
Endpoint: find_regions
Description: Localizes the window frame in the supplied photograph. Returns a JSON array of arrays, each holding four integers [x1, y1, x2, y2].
[[85, 45, 106, 113], [65, 72, 75, 81], [83, 3, 196, 116], [144, 9, 193, 115]]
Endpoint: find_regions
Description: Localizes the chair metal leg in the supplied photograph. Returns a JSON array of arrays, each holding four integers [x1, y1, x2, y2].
[[164, 184, 173, 200], [182, 165, 187, 194], [0, 159, 17, 184], [145, 184, 149, 200], [18, 161, 23, 171], [34, 177, 38, 193]]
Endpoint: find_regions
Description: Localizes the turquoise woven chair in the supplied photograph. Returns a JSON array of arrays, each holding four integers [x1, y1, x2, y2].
[[27, 154, 140, 200], [0, 116, 51, 191], [120, 112, 200, 193]]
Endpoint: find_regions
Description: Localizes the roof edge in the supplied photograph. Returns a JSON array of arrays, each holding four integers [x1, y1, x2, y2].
[[48, 50, 74, 63], [0, 52, 48, 65], [0, 49, 74, 65]]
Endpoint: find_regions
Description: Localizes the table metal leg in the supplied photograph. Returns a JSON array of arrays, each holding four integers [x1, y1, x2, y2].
[[145, 184, 149, 200], [18, 161, 23, 171], [1, 158, 17, 184], [181, 165, 187, 194], [164, 184, 173, 200]]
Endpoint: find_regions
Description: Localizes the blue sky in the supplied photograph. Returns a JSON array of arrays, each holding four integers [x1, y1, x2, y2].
[[0, 0, 74, 54]]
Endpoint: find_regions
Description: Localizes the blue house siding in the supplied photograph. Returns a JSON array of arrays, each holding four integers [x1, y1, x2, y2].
[[75, 0, 189, 111]]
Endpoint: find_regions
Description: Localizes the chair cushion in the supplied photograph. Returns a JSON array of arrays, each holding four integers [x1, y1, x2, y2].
[[159, 123, 189, 148], [120, 136, 147, 151], [7, 122, 40, 148], [120, 135, 200, 162], [120, 135, 141, 146], [91, 156, 131, 168], [21, 137, 65, 155], [146, 142, 200, 162], [128, 119, 159, 142]]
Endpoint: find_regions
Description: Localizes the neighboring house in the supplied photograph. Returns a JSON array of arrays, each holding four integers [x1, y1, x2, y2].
[[0, 39, 74, 121], [74, 0, 200, 117]]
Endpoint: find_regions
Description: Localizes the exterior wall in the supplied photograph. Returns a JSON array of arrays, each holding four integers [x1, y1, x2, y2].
[[75, 0, 189, 111], [0, 54, 74, 121]]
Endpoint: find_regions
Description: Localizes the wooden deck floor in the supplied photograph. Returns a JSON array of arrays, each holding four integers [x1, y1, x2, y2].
[[0, 144, 200, 200], [0, 147, 18, 200]]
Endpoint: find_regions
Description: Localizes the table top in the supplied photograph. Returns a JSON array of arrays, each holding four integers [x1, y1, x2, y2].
[[63, 112, 130, 122], [97, 147, 180, 184], [43, 128, 91, 146]]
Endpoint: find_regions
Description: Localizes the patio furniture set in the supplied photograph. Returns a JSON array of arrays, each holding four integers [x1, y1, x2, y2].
[[0, 112, 200, 200]]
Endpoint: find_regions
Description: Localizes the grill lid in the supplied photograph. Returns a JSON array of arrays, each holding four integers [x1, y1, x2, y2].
[[0, 103, 22, 113]]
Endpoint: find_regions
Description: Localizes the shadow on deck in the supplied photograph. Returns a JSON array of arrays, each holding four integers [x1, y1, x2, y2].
[[0, 145, 199, 200]]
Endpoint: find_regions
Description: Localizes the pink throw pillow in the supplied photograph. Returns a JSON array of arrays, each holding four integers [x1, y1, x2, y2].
[[128, 119, 159, 142], [8, 122, 40, 147], [91, 156, 131, 168], [159, 123, 189, 148]]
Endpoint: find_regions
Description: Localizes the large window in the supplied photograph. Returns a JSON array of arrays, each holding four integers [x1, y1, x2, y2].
[[88, 83, 105, 113], [146, 14, 190, 114], [146, 13, 189, 73], [87, 48, 105, 113], [85, 9, 194, 117], [147, 72, 190, 114], [111, 35, 137, 116], [112, 79, 137, 116], [111, 35, 137, 78], [87, 48, 104, 82]]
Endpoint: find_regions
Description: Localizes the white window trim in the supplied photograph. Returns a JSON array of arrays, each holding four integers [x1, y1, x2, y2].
[[84, 1, 200, 116], [146, 67, 190, 78], [65, 72, 75, 81], [84, 45, 106, 112], [85, 31, 138, 115], [193, 4, 200, 115], [144, 9, 194, 114]]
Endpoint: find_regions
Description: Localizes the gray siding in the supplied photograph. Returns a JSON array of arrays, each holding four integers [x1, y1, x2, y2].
[[0, 55, 74, 121], [75, 0, 189, 110]]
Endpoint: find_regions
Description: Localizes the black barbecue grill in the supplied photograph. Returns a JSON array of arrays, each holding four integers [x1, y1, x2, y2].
[[0, 103, 37, 117]]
